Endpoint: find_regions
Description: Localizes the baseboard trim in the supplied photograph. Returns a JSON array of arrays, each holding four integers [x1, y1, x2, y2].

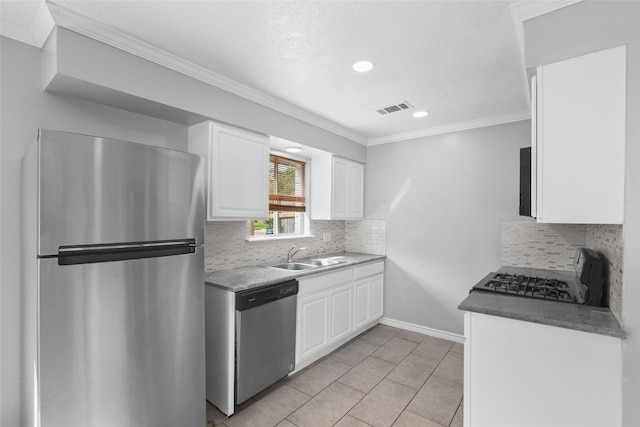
[[379, 317, 465, 343]]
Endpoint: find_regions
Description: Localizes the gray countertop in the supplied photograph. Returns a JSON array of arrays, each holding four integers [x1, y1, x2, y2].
[[204, 252, 386, 293], [458, 266, 624, 338]]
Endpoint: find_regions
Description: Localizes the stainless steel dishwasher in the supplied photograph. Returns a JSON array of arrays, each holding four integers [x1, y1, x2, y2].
[[235, 279, 298, 404]]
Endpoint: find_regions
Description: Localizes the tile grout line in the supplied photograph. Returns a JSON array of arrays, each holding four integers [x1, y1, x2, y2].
[[214, 326, 463, 427], [326, 327, 404, 426], [284, 330, 392, 427], [339, 334, 432, 427], [384, 345, 462, 427]]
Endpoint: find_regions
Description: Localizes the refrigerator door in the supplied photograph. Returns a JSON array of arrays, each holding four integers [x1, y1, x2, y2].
[[38, 249, 205, 427], [37, 129, 204, 256]]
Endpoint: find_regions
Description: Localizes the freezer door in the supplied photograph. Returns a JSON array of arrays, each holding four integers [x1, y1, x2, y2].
[[37, 129, 204, 255], [37, 250, 205, 427]]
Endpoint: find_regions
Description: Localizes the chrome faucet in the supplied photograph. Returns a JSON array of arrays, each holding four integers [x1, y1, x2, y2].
[[287, 245, 307, 262]]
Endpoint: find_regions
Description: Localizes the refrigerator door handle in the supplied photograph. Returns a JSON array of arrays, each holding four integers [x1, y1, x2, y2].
[[57, 239, 198, 265]]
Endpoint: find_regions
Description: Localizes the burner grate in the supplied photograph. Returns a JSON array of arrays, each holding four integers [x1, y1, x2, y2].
[[481, 273, 573, 302]]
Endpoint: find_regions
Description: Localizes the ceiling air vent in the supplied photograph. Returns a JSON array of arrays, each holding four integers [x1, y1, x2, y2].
[[376, 101, 413, 115]]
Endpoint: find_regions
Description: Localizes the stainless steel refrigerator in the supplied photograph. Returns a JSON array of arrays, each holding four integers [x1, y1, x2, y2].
[[21, 129, 205, 427]]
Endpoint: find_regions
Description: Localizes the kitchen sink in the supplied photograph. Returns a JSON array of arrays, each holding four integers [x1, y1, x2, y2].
[[269, 258, 347, 270], [308, 258, 346, 266], [269, 262, 317, 271]]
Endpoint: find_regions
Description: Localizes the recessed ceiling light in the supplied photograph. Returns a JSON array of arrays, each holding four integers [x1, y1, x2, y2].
[[413, 111, 429, 118], [352, 60, 375, 73], [286, 146, 303, 153]]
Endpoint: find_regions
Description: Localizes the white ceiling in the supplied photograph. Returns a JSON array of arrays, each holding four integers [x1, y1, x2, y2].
[[1, 1, 550, 145]]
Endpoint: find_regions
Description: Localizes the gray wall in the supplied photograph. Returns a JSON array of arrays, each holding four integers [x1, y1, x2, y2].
[[0, 33, 372, 424], [365, 120, 528, 334], [0, 37, 189, 426], [524, 3, 640, 425], [47, 27, 367, 163]]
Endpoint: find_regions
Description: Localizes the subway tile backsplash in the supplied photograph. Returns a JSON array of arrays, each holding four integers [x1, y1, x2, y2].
[[502, 221, 623, 325]]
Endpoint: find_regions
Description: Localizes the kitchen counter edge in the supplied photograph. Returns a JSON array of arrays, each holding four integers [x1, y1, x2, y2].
[[204, 252, 386, 293], [458, 292, 624, 339]]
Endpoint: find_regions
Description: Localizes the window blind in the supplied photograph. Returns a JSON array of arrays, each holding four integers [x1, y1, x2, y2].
[[269, 155, 306, 212]]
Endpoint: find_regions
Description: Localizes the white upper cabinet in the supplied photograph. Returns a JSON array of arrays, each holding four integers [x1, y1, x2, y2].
[[341, 158, 365, 219], [188, 121, 269, 221], [532, 45, 626, 224], [311, 153, 364, 220]]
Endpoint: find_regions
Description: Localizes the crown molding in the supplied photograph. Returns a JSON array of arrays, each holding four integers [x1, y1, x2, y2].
[[367, 111, 531, 146], [510, 0, 583, 23], [5, 1, 538, 148], [45, 1, 367, 146], [0, 2, 54, 47]]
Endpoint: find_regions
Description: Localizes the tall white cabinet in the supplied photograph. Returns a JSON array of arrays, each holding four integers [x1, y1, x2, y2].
[[532, 45, 626, 224], [188, 121, 269, 220]]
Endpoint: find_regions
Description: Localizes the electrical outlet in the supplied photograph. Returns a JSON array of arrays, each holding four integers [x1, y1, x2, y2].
[[322, 232, 331, 242]]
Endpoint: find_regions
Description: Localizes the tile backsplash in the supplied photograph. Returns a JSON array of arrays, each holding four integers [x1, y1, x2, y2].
[[345, 220, 386, 256], [502, 222, 586, 270], [502, 221, 623, 325], [204, 219, 386, 272], [586, 224, 623, 323]]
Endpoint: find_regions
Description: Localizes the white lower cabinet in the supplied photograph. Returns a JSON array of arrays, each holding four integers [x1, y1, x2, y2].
[[329, 283, 354, 342], [354, 279, 370, 329], [297, 292, 329, 358], [369, 274, 384, 319], [464, 312, 622, 427], [354, 274, 384, 329], [296, 261, 384, 370]]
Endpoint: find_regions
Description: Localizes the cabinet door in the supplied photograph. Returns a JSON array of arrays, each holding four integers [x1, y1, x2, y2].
[[465, 312, 622, 427], [536, 46, 625, 224], [329, 284, 353, 342], [331, 157, 350, 219], [354, 279, 370, 329], [210, 124, 269, 219], [296, 292, 329, 362], [348, 162, 364, 218], [370, 274, 384, 320]]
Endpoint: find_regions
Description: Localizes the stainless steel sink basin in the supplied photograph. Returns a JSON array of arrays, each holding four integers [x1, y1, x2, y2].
[[269, 262, 317, 271], [308, 258, 346, 267], [269, 258, 347, 270]]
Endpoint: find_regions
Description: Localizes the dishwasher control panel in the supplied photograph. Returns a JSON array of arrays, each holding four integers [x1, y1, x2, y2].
[[235, 279, 299, 311]]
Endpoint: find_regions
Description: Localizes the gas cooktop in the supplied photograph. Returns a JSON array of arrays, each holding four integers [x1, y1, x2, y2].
[[472, 272, 577, 303], [470, 248, 605, 306]]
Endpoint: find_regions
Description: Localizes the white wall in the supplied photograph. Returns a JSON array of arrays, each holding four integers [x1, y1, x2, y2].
[[0, 36, 189, 426], [365, 120, 528, 334], [523, 3, 640, 424]]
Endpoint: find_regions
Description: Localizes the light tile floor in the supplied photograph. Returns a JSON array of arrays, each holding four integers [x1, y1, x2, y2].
[[207, 325, 464, 427]]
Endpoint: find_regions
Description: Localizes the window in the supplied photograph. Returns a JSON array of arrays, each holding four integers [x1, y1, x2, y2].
[[251, 154, 307, 236]]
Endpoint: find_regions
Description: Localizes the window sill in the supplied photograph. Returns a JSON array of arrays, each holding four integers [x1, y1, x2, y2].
[[245, 234, 315, 243]]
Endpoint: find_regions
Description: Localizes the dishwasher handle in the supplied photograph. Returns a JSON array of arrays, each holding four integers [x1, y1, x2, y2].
[[236, 280, 298, 311]]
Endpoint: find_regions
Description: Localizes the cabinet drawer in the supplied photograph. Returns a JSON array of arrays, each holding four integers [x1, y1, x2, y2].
[[354, 261, 384, 280], [298, 269, 353, 296]]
